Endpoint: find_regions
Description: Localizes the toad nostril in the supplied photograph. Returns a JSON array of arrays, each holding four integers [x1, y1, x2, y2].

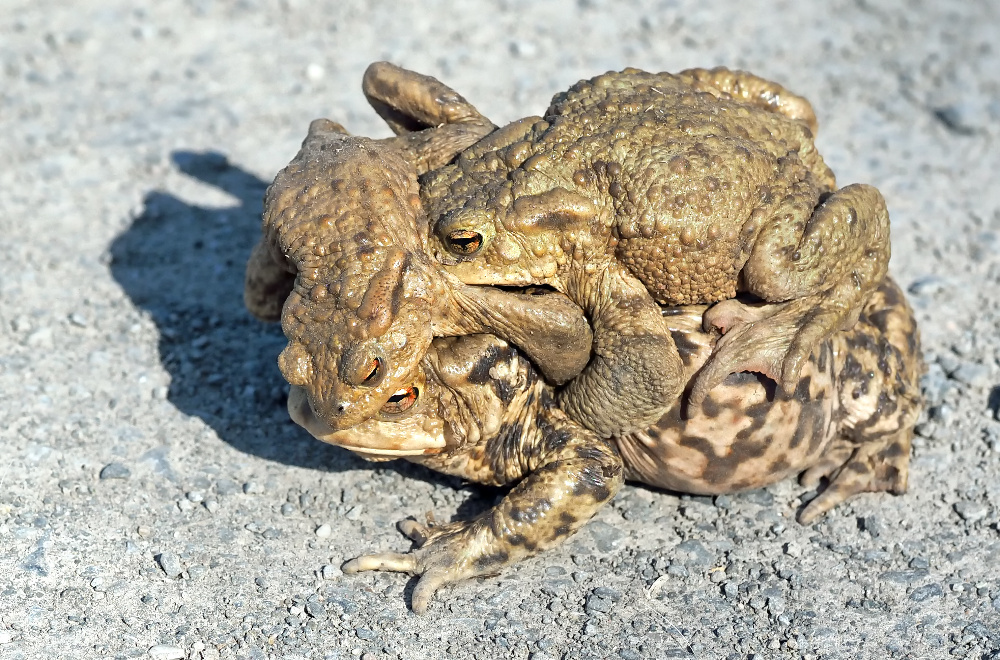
[[337, 404, 346, 413]]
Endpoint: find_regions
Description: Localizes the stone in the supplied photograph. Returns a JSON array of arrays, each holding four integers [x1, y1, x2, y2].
[[99, 462, 131, 480]]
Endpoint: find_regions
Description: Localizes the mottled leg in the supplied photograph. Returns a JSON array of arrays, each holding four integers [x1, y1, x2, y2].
[[797, 428, 911, 524], [244, 239, 294, 322], [558, 261, 685, 437], [679, 67, 819, 134], [343, 413, 624, 613], [362, 61, 496, 173], [692, 183, 890, 403]]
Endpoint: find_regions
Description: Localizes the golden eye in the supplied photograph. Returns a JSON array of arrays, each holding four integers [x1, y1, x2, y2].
[[380, 386, 418, 414], [361, 358, 381, 385], [446, 230, 483, 255]]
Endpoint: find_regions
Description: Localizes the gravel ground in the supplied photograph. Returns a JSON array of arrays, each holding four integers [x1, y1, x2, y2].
[[2, 1, 1000, 659]]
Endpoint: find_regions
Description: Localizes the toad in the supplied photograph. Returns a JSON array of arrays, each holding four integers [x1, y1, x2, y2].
[[361, 64, 890, 437], [244, 66, 595, 430], [290, 277, 922, 613]]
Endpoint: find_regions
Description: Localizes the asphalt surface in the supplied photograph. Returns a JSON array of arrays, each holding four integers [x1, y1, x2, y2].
[[2, 1, 999, 658]]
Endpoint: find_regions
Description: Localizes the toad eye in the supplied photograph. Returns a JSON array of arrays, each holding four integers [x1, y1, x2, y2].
[[445, 229, 483, 255], [361, 358, 381, 385], [380, 386, 418, 415], [343, 349, 384, 387]]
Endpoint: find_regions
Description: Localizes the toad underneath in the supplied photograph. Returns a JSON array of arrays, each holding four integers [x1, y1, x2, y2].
[[290, 278, 922, 613]]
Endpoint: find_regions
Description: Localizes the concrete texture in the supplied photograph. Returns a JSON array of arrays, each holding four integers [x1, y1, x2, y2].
[[1, 1, 999, 658]]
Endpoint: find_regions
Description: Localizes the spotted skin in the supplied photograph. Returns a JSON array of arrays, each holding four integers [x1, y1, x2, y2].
[[296, 278, 921, 612], [337, 335, 623, 614], [379, 65, 892, 437], [616, 278, 922, 527]]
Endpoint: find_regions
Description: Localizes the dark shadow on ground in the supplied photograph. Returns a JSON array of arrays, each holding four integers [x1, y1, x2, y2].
[[107, 150, 473, 496], [988, 385, 1000, 421]]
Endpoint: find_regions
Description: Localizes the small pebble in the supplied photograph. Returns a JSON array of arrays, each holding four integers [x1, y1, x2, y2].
[[157, 552, 183, 578], [909, 583, 944, 602], [862, 515, 884, 538], [592, 586, 622, 602], [305, 601, 325, 618], [186, 491, 204, 503], [345, 505, 363, 521], [587, 521, 624, 552], [315, 524, 332, 538], [321, 564, 340, 580], [954, 501, 988, 523], [0, 630, 13, 644], [203, 500, 219, 514], [68, 312, 88, 327], [584, 593, 613, 614], [99, 463, 131, 480], [674, 539, 714, 567], [509, 40, 538, 57], [215, 479, 239, 496], [305, 62, 325, 81], [908, 275, 950, 297], [148, 644, 184, 660], [26, 327, 53, 347], [951, 363, 991, 388]]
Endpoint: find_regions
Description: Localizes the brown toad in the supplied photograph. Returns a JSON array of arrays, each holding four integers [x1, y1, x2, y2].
[[363, 65, 890, 437], [290, 277, 922, 612], [245, 66, 594, 430]]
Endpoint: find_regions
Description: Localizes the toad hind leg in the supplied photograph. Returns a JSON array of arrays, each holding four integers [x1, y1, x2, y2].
[[244, 239, 295, 322], [679, 67, 819, 134], [797, 427, 912, 525], [691, 183, 890, 405], [343, 413, 624, 613], [362, 61, 496, 174]]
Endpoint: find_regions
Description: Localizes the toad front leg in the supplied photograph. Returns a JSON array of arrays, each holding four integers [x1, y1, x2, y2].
[[557, 259, 685, 437], [691, 183, 890, 404], [342, 411, 624, 613]]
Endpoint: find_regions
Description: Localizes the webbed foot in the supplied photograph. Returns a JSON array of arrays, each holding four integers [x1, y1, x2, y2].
[[343, 518, 486, 614], [797, 429, 911, 525]]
